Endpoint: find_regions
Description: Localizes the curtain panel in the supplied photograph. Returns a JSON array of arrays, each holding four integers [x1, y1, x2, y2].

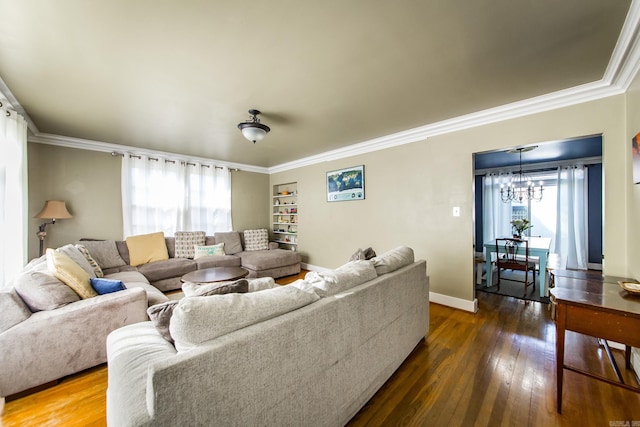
[[0, 105, 28, 289], [121, 154, 232, 238]]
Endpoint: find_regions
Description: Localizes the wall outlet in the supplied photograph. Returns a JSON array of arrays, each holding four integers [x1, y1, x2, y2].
[[453, 206, 460, 217]]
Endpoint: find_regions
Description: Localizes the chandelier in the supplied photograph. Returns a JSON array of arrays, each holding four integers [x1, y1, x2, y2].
[[500, 146, 543, 203]]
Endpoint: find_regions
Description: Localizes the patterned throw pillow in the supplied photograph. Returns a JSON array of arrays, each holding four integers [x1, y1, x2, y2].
[[243, 229, 269, 251], [193, 243, 225, 259], [174, 231, 206, 259], [75, 244, 104, 277]]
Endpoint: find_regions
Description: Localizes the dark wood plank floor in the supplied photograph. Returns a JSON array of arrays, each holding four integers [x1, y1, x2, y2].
[[3, 275, 640, 426]]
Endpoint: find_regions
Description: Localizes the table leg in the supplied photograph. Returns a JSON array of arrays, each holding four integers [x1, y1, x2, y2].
[[485, 246, 493, 288], [538, 253, 547, 298], [555, 302, 566, 414]]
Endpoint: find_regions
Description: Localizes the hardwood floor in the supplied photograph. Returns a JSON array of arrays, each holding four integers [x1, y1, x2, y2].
[[3, 278, 640, 426]]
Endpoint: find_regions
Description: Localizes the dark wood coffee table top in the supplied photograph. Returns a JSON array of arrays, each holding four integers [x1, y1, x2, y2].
[[181, 267, 249, 283]]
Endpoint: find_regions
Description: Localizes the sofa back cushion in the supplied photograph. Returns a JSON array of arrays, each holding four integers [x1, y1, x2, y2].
[[77, 240, 127, 269], [13, 269, 81, 311], [371, 246, 415, 275], [214, 232, 243, 254], [304, 260, 378, 297], [126, 232, 169, 267], [170, 285, 319, 351], [0, 289, 32, 333]]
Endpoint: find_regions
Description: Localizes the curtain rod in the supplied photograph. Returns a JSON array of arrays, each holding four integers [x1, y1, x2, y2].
[[474, 156, 602, 176], [110, 151, 239, 171]]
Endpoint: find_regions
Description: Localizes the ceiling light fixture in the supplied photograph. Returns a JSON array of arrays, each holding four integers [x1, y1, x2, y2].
[[237, 109, 270, 143], [500, 146, 543, 203]]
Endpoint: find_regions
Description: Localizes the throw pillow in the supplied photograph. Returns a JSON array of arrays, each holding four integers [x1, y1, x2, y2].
[[46, 248, 97, 299], [247, 277, 278, 292], [56, 244, 97, 278], [182, 279, 249, 297], [193, 243, 225, 259], [90, 278, 126, 295], [0, 289, 32, 333], [213, 232, 243, 255], [174, 231, 206, 259], [371, 246, 415, 275], [306, 260, 378, 297], [75, 244, 104, 277], [13, 270, 80, 311], [147, 300, 179, 343], [243, 229, 269, 251], [75, 240, 127, 269], [125, 232, 169, 267], [170, 285, 320, 351], [349, 247, 377, 261]]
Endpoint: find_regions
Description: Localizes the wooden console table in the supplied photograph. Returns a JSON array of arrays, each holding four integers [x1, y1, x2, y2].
[[550, 270, 640, 413]]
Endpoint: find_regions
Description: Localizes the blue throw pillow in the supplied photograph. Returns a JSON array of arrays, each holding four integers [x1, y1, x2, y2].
[[90, 278, 126, 295]]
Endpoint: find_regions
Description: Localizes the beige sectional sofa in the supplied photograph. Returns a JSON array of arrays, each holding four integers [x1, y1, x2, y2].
[[106, 247, 429, 426], [0, 230, 301, 401]]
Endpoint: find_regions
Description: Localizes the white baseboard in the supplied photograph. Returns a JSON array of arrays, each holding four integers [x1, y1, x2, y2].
[[301, 263, 331, 274], [430, 292, 478, 313]]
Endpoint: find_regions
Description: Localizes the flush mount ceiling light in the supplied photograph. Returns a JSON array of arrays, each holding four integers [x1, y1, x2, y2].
[[237, 109, 270, 143]]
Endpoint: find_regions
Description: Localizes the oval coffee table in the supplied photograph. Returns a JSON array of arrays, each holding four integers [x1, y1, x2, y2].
[[181, 267, 249, 284]]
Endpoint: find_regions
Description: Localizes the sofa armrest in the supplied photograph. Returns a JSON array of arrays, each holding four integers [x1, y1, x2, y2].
[[268, 242, 279, 250], [0, 288, 148, 398]]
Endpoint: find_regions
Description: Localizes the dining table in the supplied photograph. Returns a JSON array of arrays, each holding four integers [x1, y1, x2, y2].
[[483, 236, 552, 297]]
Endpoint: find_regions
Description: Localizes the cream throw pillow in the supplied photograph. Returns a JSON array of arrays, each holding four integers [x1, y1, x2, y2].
[[46, 248, 97, 299], [126, 232, 169, 266]]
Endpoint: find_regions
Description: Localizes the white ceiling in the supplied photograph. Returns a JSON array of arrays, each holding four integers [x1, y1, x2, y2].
[[0, 0, 637, 170]]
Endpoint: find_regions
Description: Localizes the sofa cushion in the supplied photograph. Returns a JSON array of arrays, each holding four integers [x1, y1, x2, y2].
[[174, 231, 206, 259], [105, 271, 170, 306], [126, 232, 169, 267], [77, 240, 127, 269], [170, 285, 320, 351], [181, 279, 249, 297], [75, 244, 104, 277], [0, 289, 32, 333], [56, 244, 98, 278], [214, 232, 243, 255], [349, 247, 377, 261], [12, 269, 80, 311], [147, 300, 179, 343], [237, 249, 301, 271], [193, 243, 225, 259], [243, 229, 269, 251], [247, 277, 278, 292], [194, 254, 241, 269], [136, 258, 196, 283], [371, 246, 415, 275], [46, 248, 97, 299], [304, 260, 378, 297], [90, 278, 126, 295]]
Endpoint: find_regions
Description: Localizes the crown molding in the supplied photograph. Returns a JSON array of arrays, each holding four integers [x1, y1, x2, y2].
[[28, 133, 270, 174]]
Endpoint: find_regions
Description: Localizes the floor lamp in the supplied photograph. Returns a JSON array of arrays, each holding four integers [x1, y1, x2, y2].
[[35, 200, 73, 257]]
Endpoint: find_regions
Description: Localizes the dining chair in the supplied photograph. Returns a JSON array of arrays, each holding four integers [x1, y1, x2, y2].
[[495, 238, 536, 297]]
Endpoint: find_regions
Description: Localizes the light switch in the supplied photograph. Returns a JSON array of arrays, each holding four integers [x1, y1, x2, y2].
[[453, 206, 460, 217]]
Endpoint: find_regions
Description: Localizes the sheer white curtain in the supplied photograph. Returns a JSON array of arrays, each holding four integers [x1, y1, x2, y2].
[[482, 173, 513, 244], [554, 166, 588, 270], [121, 154, 232, 237], [0, 105, 28, 289]]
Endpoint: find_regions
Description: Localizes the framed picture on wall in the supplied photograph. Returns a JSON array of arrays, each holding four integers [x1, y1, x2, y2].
[[633, 132, 640, 184], [326, 165, 365, 202]]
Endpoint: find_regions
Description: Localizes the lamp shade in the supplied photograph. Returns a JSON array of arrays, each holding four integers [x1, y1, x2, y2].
[[34, 200, 72, 219], [240, 125, 268, 143]]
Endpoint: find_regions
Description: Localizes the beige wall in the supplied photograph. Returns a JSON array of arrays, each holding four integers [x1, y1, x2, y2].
[[271, 95, 628, 302], [626, 73, 640, 280], [27, 144, 269, 260]]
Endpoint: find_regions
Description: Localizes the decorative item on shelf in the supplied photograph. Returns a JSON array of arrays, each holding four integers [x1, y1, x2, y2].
[[290, 215, 295, 224], [500, 146, 543, 203], [290, 207, 297, 214], [275, 199, 280, 205], [237, 109, 270, 143], [510, 218, 533, 239], [34, 200, 73, 257]]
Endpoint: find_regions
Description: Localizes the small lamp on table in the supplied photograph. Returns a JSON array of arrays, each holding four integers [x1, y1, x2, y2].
[[34, 200, 73, 257]]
